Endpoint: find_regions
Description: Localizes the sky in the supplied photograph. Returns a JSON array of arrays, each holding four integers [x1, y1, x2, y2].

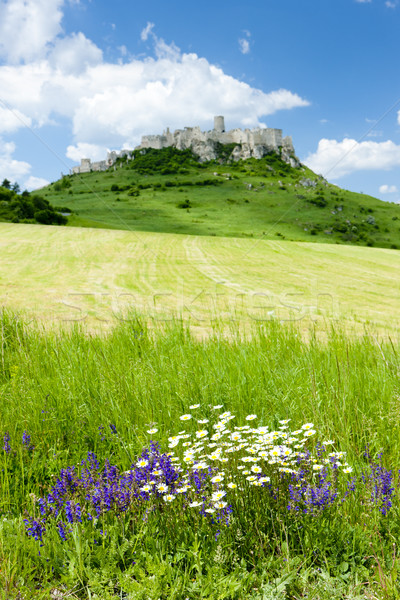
[[0, 0, 400, 203]]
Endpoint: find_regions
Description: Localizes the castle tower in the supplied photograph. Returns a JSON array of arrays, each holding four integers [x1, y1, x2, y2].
[[214, 115, 225, 133]]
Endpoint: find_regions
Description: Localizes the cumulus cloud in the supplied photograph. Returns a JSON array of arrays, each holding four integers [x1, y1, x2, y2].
[[379, 184, 398, 193], [48, 32, 103, 74], [0, 2, 309, 182], [0, 31, 309, 153], [66, 142, 107, 162], [386, 1, 397, 7], [0, 138, 31, 183], [0, 0, 64, 63], [304, 138, 400, 179], [25, 175, 50, 190], [0, 105, 32, 133]]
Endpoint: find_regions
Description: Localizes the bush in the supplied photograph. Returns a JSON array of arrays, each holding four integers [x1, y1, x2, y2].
[[177, 199, 191, 209]]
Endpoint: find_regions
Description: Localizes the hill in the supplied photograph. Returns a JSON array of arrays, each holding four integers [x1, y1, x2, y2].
[[39, 146, 400, 249]]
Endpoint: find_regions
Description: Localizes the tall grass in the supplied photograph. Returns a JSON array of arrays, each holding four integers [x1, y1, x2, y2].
[[1, 310, 399, 598]]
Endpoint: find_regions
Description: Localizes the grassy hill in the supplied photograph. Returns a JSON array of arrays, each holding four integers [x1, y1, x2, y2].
[[38, 146, 400, 249], [1, 222, 399, 335]]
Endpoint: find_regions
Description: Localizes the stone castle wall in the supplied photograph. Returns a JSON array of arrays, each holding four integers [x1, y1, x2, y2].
[[71, 117, 296, 174]]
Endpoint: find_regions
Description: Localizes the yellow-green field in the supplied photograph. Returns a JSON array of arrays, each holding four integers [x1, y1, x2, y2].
[[1, 222, 399, 335]]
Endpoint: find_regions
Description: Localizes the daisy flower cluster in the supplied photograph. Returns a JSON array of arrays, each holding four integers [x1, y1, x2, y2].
[[24, 406, 394, 545], [163, 407, 354, 516]]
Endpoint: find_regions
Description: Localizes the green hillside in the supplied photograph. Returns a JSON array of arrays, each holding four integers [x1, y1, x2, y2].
[[40, 147, 400, 248]]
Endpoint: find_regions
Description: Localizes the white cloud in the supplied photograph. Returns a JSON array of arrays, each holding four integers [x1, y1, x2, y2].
[[0, 138, 31, 183], [0, 36, 309, 153], [0, 105, 32, 133], [0, 0, 64, 63], [141, 22, 155, 41], [0, 6, 309, 173], [304, 138, 400, 179], [355, 0, 372, 3], [379, 184, 398, 193], [239, 38, 250, 54], [386, 1, 397, 7], [25, 175, 50, 190], [66, 142, 107, 162], [48, 32, 103, 74]]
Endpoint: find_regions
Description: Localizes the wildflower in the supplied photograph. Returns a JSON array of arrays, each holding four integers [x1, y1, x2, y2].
[[22, 431, 34, 452], [3, 432, 11, 454], [312, 465, 324, 471], [141, 485, 151, 492], [303, 430, 316, 437], [196, 430, 208, 438], [177, 486, 189, 493], [214, 501, 227, 509], [212, 491, 227, 501], [209, 452, 222, 460], [180, 415, 192, 421], [211, 474, 224, 483], [246, 415, 257, 421], [302, 423, 314, 430], [136, 459, 149, 468], [246, 476, 257, 482], [279, 419, 291, 424], [189, 404, 200, 409], [343, 467, 353, 474], [147, 428, 158, 434], [220, 412, 231, 419], [205, 508, 215, 513], [212, 405, 223, 410], [259, 477, 270, 483], [163, 494, 175, 502], [323, 440, 334, 445], [227, 482, 237, 489], [198, 419, 209, 424], [251, 465, 262, 474], [157, 483, 168, 493], [189, 501, 202, 508], [213, 423, 226, 431]]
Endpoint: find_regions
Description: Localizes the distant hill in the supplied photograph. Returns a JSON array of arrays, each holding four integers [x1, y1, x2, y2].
[[39, 146, 399, 248]]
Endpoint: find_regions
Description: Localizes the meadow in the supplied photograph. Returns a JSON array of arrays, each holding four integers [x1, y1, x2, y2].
[[0, 223, 399, 336], [1, 153, 400, 598], [1, 312, 400, 599]]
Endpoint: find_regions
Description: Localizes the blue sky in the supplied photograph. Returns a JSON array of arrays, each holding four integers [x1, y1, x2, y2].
[[0, 0, 400, 203]]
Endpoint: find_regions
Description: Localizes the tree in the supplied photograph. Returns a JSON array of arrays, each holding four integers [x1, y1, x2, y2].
[[12, 182, 20, 194], [1, 178, 11, 189]]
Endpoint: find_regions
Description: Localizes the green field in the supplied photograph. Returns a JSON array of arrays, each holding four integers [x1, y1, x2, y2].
[[36, 148, 400, 250], [1, 313, 400, 598], [1, 164, 400, 598], [1, 222, 399, 336]]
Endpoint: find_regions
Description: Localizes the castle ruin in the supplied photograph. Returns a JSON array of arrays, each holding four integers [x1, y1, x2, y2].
[[71, 116, 297, 174]]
